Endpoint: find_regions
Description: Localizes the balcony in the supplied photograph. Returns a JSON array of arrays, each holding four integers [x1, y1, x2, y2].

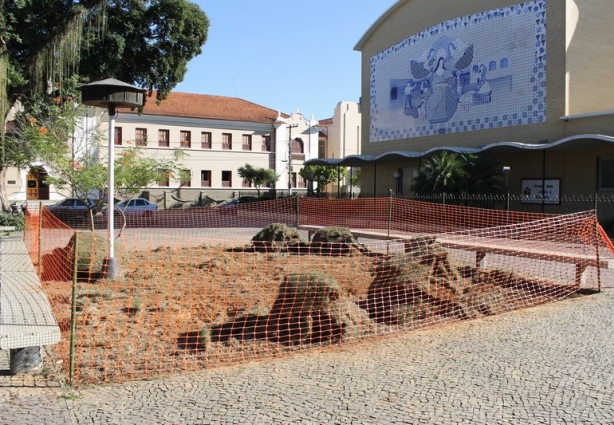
[[201, 180, 211, 188], [222, 181, 231, 187], [158, 140, 169, 147], [222, 143, 232, 150]]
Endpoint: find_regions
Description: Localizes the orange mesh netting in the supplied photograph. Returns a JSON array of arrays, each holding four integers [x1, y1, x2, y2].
[[25, 198, 613, 386]]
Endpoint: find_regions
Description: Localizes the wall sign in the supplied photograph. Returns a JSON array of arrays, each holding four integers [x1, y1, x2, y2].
[[520, 179, 560, 204]]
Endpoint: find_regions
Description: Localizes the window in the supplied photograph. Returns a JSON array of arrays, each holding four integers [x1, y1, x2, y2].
[[201, 170, 211, 187], [222, 133, 232, 150], [599, 157, 614, 190], [136, 128, 147, 146], [157, 169, 169, 187], [242, 178, 251, 188], [201, 132, 212, 149], [180, 130, 191, 148], [242, 134, 252, 151], [158, 129, 169, 147], [500, 58, 509, 68], [222, 170, 232, 187], [114, 127, 122, 145], [262, 135, 271, 152], [489, 60, 496, 71], [390, 87, 398, 100], [180, 169, 191, 187], [291, 138, 304, 154]]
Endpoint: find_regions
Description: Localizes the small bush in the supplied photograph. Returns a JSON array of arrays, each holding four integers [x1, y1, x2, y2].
[[0, 212, 25, 231]]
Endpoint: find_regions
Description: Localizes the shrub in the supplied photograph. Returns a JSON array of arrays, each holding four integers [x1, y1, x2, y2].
[[0, 212, 25, 231]]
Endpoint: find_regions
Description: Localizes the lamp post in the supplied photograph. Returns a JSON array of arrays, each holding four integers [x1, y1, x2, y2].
[[503, 166, 510, 211], [79, 79, 145, 279], [273, 121, 298, 195], [393, 171, 401, 196]]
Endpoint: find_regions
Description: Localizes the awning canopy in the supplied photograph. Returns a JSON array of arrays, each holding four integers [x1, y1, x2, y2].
[[305, 134, 614, 166]]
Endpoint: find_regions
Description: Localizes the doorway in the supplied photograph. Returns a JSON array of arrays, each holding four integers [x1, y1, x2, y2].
[[26, 167, 50, 200]]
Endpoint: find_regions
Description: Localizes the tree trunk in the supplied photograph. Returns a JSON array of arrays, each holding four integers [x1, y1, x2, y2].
[[0, 166, 10, 212]]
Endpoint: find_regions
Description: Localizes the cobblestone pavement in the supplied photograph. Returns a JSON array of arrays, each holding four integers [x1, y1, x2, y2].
[[1, 291, 613, 424]]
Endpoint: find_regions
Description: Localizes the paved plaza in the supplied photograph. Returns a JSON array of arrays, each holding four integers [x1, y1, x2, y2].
[[1, 289, 613, 424]]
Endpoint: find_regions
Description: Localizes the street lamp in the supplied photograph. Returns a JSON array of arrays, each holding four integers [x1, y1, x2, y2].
[[503, 166, 510, 211], [273, 121, 299, 195], [79, 78, 145, 279], [393, 171, 401, 196]]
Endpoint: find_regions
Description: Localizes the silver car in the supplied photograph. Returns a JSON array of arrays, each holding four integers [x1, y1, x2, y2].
[[102, 198, 158, 218]]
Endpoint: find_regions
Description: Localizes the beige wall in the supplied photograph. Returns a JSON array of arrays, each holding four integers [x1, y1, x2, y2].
[[114, 120, 276, 192], [357, 0, 572, 153], [354, 0, 614, 197], [565, 0, 614, 116], [326, 101, 362, 193]]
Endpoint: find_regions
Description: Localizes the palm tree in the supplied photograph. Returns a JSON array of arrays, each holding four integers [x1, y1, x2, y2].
[[412, 151, 468, 194]]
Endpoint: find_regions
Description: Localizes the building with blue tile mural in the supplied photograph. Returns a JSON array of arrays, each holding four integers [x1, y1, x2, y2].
[[310, 0, 614, 211]]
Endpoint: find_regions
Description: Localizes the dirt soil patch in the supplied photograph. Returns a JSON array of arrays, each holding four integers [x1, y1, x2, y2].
[[43, 241, 577, 386]]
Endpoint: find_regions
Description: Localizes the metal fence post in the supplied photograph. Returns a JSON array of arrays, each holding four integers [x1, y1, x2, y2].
[[38, 202, 43, 279], [69, 231, 79, 387], [295, 196, 300, 228]]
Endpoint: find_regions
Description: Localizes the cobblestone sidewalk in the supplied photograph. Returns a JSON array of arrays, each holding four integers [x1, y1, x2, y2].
[[1, 291, 613, 424]]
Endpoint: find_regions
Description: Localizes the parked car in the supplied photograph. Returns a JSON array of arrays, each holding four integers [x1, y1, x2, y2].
[[218, 196, 261, 214], [102, 198, 158, 218], [47, 198, 96, 220]]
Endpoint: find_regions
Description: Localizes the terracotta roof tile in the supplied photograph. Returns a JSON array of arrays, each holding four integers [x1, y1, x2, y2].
[[129, 91, 286, 124]]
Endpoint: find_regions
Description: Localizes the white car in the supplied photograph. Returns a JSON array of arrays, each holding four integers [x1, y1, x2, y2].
[[102, 198, 158, 218]]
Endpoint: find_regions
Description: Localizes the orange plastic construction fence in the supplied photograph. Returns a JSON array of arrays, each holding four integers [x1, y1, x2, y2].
[[24, 197, 614, 386]]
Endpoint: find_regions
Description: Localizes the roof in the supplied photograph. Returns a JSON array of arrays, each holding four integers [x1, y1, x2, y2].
[[305, 134, 614, 167], [354, 1, 405, 51], [129, 91, 285, 124]]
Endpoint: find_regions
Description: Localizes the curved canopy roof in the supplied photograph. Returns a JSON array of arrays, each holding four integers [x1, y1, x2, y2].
[[305, 134, 614, 167]]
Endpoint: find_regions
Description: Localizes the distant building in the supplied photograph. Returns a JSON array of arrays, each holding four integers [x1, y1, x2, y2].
[[7, 92, 358, 204], [316, 101, 362, 194]]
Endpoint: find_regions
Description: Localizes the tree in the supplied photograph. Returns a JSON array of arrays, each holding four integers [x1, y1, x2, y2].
[[12, 93, 186, 229], [299, 165, 347, 195], [237, 164, 279, 197], [462, 154, 504, 194], [0, 0, 209, 210], [413, 151, 503, 195], [412, 151, 468, 194], [349, 168, 361, 188]]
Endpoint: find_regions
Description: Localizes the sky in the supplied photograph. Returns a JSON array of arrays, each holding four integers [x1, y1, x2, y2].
[[174, 1, 398, 121]]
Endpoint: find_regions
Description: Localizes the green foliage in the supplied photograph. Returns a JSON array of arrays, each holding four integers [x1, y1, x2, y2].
[[237, 164, 279, 196], [349, 168, 361, 188], [113, 147, 186, 199], [413, 151, 503, 195], [3, 0, 209, 103], [299, 165, 347, 193], [11, 94, 186, 222], [79, 0, 209, 103], [0, 212, 25, 231]]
